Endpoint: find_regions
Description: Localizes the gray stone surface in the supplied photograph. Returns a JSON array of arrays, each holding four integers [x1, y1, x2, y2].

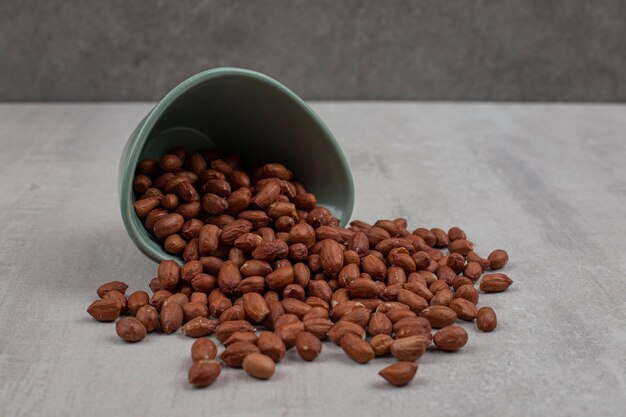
[[0, 102, 625, 417], [1, 0, 625, 101]]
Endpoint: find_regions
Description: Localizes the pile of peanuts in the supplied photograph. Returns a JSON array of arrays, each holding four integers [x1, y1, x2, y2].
[[87, 147, 513, 387]]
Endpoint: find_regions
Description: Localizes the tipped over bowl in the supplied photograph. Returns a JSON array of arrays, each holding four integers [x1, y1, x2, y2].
[[119, 67, 354, 263]]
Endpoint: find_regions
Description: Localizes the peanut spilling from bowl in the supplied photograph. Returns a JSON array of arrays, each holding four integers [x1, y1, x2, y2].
[[87, 146, 514, 387]]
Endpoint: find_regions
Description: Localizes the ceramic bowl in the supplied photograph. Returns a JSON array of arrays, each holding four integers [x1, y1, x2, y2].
[[119, 67, 354, 263]]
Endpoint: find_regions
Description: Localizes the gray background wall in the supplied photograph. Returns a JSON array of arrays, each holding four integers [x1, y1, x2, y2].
[[1, 0, 625, 102]]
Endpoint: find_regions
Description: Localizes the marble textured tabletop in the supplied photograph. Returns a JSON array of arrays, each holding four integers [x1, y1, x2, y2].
[[0, 102, 625, 417]]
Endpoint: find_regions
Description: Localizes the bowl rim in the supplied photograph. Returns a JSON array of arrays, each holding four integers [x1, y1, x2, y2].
[[120, 67, 355, 264]]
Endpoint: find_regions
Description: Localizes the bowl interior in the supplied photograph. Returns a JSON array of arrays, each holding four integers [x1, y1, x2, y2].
[[122, 68, 354, 263]]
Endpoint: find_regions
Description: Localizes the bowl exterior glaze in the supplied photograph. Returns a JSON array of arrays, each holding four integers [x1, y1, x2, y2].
[[119, 67, 354, 264]]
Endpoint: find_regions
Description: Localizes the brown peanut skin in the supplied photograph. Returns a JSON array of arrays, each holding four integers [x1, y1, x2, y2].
[[480, 273, 513, 292], [122, 151, 517, 390], [275, 320, 305, 348], [433, 325, 468, 351], [476, 307, 497, 332], [220, 342, 260, 368], [304, 318, 333, 340], [340, 333, 375, 364], [115, 318, 147, 343], [183, 317, 218, 337], [488, 249, 509, 270], [257, 331, 286, 362], [159, 154, 183, 172], [96, 281, 129, 298], [448, 298, 478, 321], [420, 305, 458, 328], [136, 305, 159, 332], [390, 335, 430, 361], [242, 353, 276, 380], [455, 284, 479, 304], [87, 299, 121, 322], [242, 292, 270, 322], [101, 291, 126, 311], [157, 260, 180, 291], [160, 303, 183, 334], [188, 360, 221, 387], [295, 331, 323, 361], [153, 213, 184, 240], [191, 338, 218, 362], [379, 361, 418, 386], [447, 227, 466, 242], [367, 313, 393, 337], [127, 291, 149, 314], [134, 197, 160, 218], [448, 239, 473, 256], [215, 320, 254, 343], [370, 334, 394, 356], [224, 331, 259, 346]]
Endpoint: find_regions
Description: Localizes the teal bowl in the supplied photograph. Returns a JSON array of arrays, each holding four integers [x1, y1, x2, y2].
[[119, 67, 354, 264]]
